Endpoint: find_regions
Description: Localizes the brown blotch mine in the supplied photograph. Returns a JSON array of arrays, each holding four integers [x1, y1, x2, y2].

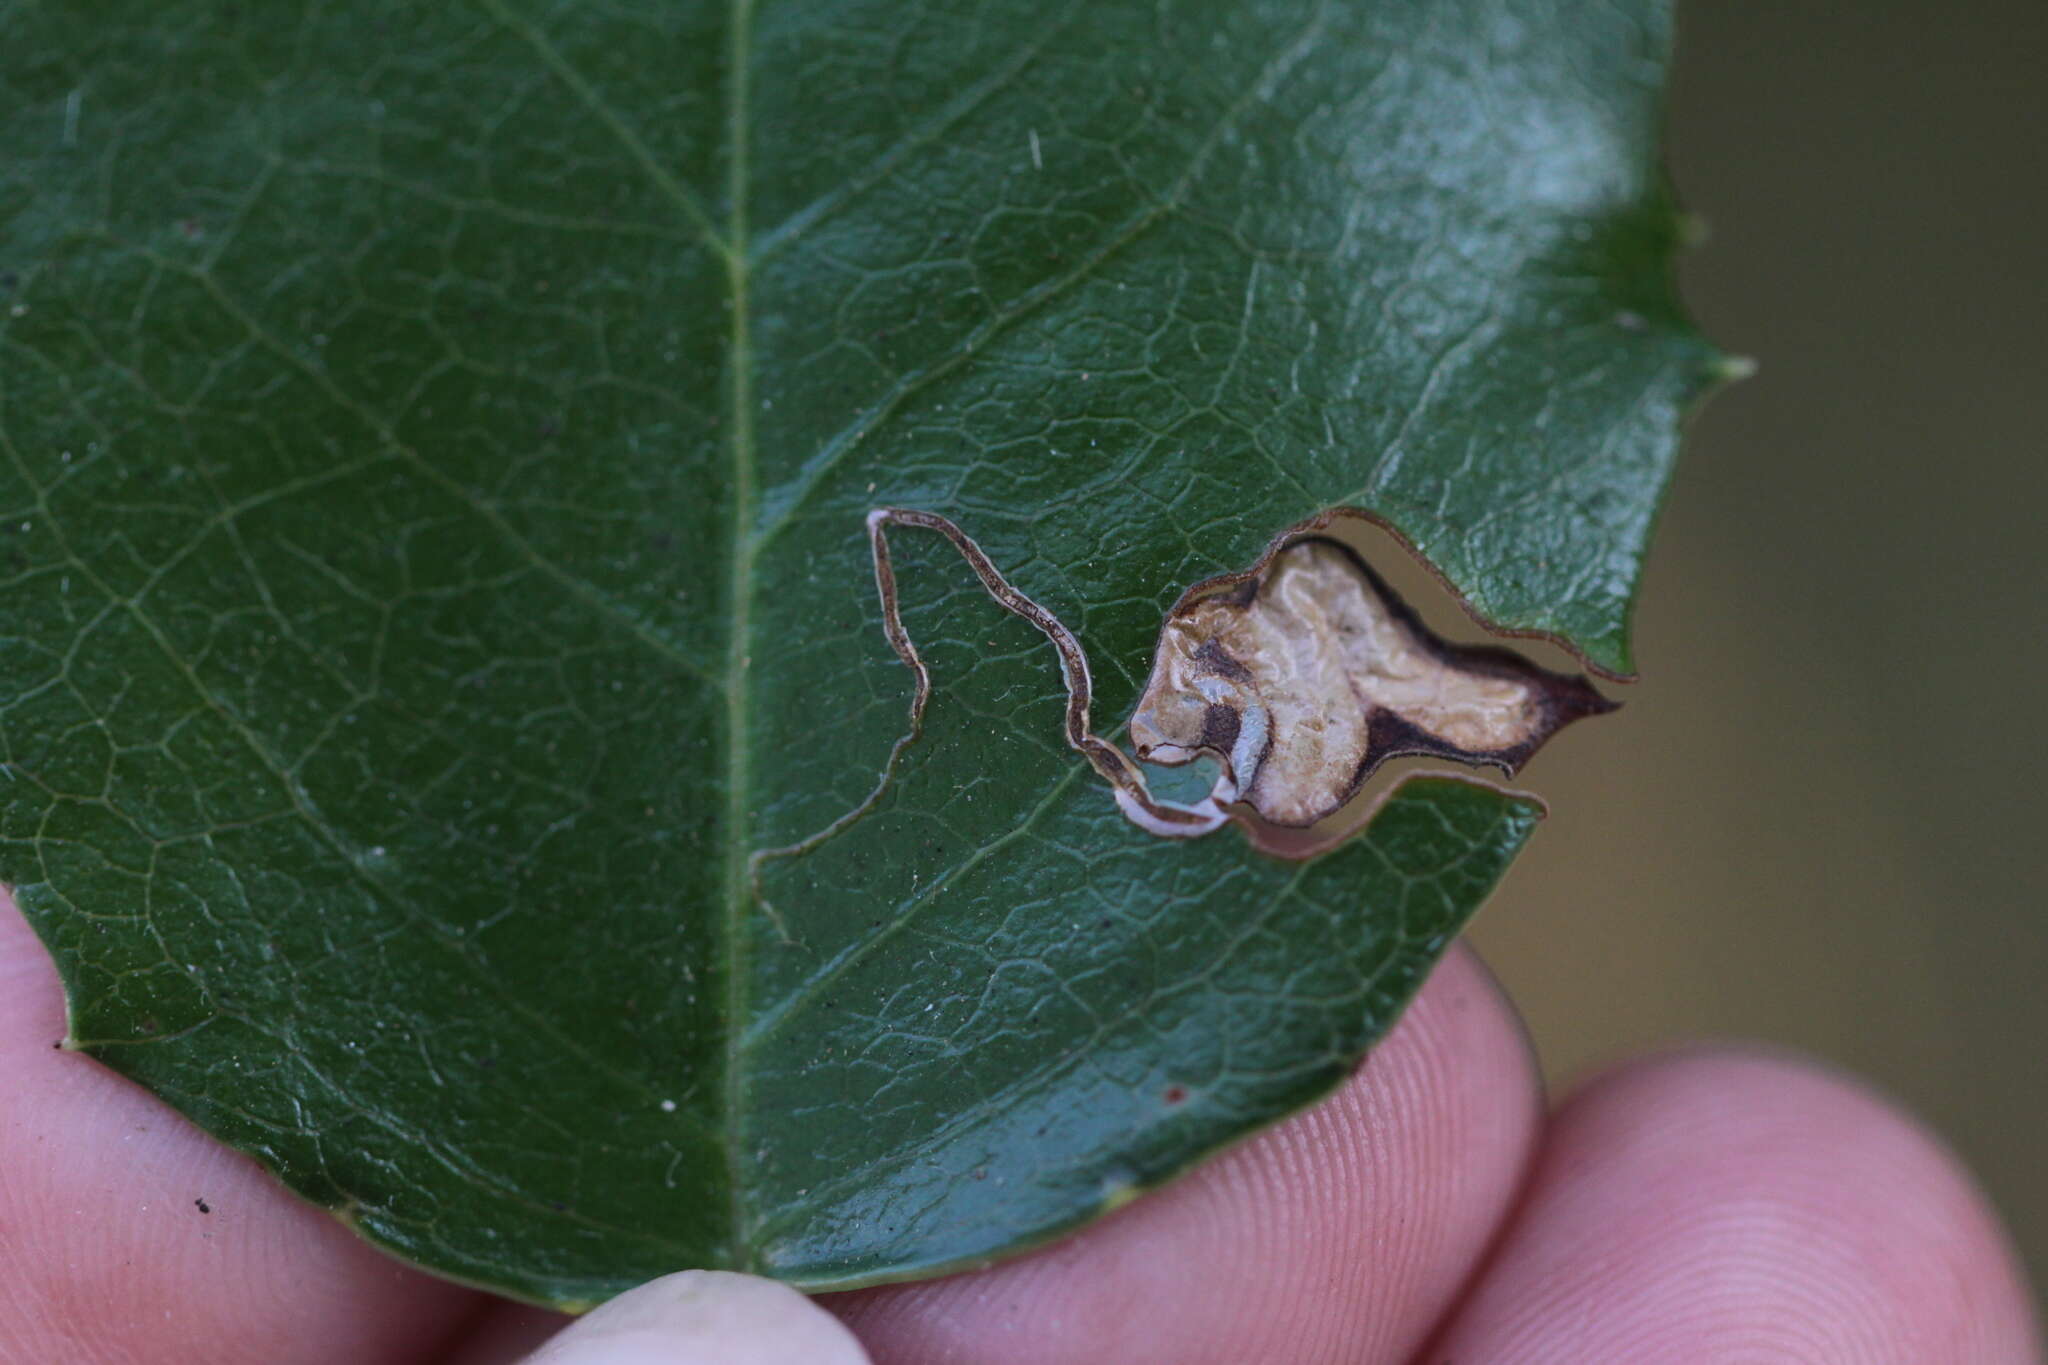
[[1131, 536, 1613, 829], [753, 508, 1618, 894]]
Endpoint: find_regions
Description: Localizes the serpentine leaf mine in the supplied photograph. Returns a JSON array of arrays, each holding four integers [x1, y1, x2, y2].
[[785, 509, 1614, 867]]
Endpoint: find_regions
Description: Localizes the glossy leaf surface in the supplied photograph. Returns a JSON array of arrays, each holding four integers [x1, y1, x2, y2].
[[0, 0, 1717, 1305]]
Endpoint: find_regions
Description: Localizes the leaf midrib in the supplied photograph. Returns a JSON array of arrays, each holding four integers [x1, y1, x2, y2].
[[704, 2, 1336, 1265], [718, 0, 760, 1271], [483, 0, 765, 1265]]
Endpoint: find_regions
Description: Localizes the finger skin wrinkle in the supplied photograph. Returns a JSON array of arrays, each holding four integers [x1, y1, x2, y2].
[[1428, 1049, 2044, 1364]]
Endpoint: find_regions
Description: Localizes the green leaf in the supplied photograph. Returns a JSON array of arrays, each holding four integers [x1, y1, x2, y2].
[[0, 0, 1719, 1306]]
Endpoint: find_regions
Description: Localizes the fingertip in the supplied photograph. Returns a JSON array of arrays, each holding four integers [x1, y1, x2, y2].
[[0, 886, 65, 1041], [831, 944, 1543, 1365], [1433, 1045, 2043, 1362], [0, 890, 484, 1363], [522, 1273, 870, 1365]]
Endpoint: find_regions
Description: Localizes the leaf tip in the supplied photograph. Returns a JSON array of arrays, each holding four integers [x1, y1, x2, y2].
[[1712, 352, 1759, 384]]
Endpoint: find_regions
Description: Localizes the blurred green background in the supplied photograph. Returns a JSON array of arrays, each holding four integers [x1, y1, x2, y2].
[[1467, 0, 2048, 1291]]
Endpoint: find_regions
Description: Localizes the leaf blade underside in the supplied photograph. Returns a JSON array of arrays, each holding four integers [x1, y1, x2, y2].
[[0, 0, 1718, 1304]]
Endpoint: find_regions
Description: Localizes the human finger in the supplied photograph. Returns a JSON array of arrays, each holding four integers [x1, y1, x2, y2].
[[517, 1272, 869, 1365], [1424, 1048, 2043, 1362], [0, 891, 488, 1364], [825, 945, 1543, 1364]]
